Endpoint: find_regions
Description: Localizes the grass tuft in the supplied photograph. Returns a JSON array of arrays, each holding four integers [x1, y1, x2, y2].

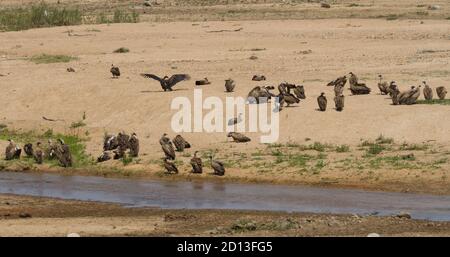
[[113, 47, 130, 53], [30, 54, 78, 64]]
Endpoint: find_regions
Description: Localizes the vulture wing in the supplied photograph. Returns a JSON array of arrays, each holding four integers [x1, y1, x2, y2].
[[141, 74, 163, 82], [168, 74, 190, 87]]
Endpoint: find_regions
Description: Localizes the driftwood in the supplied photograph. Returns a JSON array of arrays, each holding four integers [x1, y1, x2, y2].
[[42, 116, 64, 122], [206, 28, 243, 33]]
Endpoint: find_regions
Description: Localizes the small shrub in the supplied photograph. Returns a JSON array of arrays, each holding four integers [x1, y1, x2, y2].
[[70, 121, 86, 129], [113, 47, 130, 53], [122, 155, 133, 166], [366, 144, 385, 155], [376, 135, 394, 144], [336, 145, 350, 153]]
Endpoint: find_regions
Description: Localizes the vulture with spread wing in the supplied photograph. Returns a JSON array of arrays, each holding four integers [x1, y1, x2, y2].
[[141, 73, 190, 91]]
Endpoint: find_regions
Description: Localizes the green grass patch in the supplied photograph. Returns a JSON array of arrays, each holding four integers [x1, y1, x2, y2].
[[96, 9, 140, 24], [399, 143, 428, 151], [335, 145, 350, 153], [366, 144, 385, 155], [416, 99, 450, 105], [0, 128, 93, 168], [0, 2, 139, 32], [30, 54, 78, 64], [0, 2, 82, 31]]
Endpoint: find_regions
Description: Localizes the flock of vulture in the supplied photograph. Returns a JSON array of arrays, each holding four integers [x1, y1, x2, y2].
[[2, 65, 447, 176], [97, 131, 251, 175], [4, 138, 73, 167]]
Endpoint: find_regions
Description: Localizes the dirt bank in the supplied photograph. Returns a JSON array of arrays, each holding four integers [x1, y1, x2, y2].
[[1, 194, 449, 236]]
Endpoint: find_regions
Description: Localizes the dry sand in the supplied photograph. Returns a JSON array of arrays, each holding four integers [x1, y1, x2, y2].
[[0, 4, 450, 194], [1, 194, 449, 236]]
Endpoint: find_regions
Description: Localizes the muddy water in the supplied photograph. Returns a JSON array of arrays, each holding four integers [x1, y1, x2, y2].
[[0, 171, 449, 221]]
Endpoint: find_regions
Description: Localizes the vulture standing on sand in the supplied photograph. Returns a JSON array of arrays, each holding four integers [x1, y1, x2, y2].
[[317, 92, 327, 111], [293, 85, 306, 99], [423, 81, 433, 100], [190, 151, 203, 174], [56, 138, 72, 167], [173, 135, 191, 152], [5, 139, 21, 160], [227, 132, 251, 143], [334, 94, 345, 111], [163, 158, 178, 174], [247, 86, 275, 104], [33, 142, 43, 164], [24, 143, 34, 157], [436, 86, 447, 100], [388, 81, 400, 99], [128, 133, 139, 157], [210, 155, 225, 176], [110, 64, 120, 78], [280, 92, 300, 107], [349, 72, 371, 95], [195, 77, 211, 85], [140, 73, 190, 91], [224, 79, 235, 92], [378, 75, 389, 95], [252, 75, 266, 81], [160, 134, 175, 160], [398, 86, 421, 105], [113, 132, 129, 159]]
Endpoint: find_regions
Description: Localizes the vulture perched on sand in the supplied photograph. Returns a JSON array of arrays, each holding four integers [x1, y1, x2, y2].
[[128, 133, 139, 157], [160, 134, 175, 160], [423, 81, 433, 100], [280, 92, 300, 107], [398, 86, 421, 105], [141, 73, 190, 91], [195, 78, 211, 85], [334, 94, 345, 112], [436, 86, 447, 100], [163, 158, 178, 174], [56, 138, 72, 167], [247, 86, 275, 104], [317, 92, 327, 111], [5, 139, 21, 160], [224, 79, 235, 92], [190, 151, 203, 174], [388, 81, 400, 99], [293, 85, 306, 99], [24, 143, 33, 157], [210, 155, 225, 176], [378, 75, 389, 95], [227, 132, 251, 143], [33, 142, 43, 164], [349, 72, 371, 95], [110, 64, 120, 78], [252, 75, 266, 81], [173, 135, 191, 152]]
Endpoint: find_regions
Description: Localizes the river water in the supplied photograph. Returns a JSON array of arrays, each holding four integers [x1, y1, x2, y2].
[[0, 171, 449, 221]]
